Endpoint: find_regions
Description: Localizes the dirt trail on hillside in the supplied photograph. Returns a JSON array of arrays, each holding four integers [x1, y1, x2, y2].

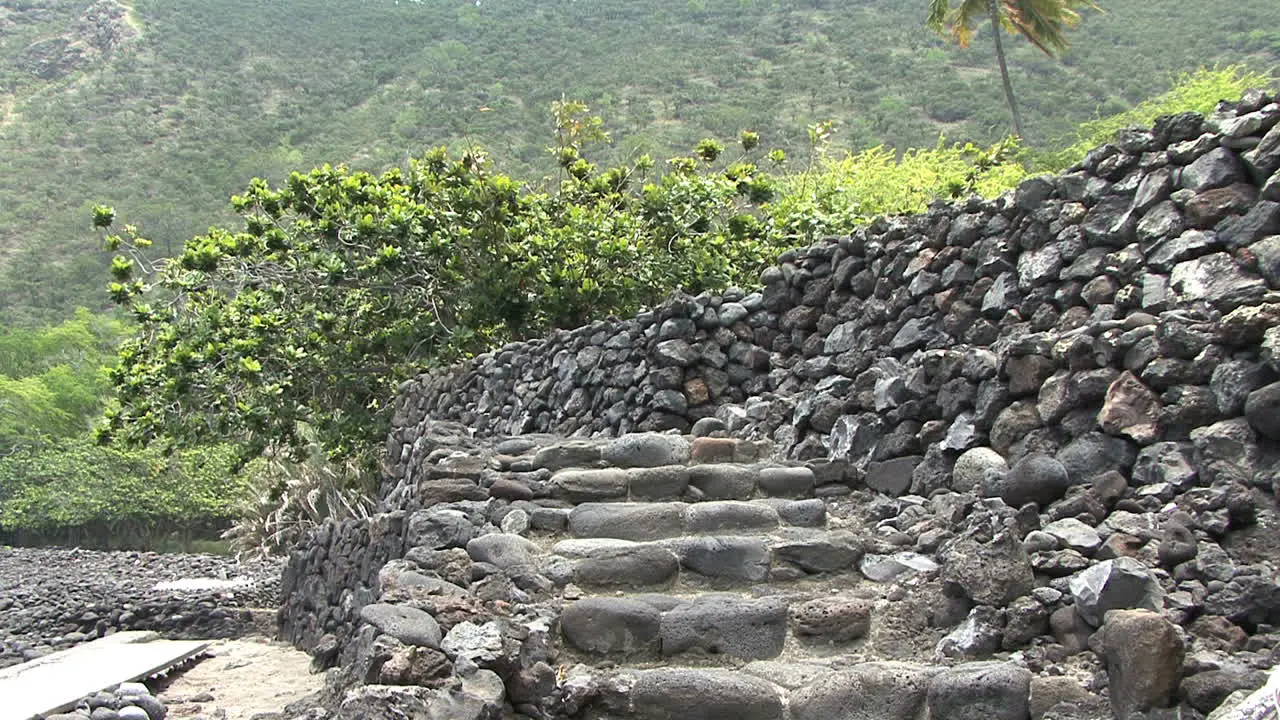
[[155, 636, 323, 719]]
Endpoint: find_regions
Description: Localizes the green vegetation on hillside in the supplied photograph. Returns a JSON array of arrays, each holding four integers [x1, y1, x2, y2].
[[1, 0, 1277, 322]]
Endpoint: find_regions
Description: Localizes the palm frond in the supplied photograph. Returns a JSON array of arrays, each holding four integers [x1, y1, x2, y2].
[[1001, 0, 1101, 56], [928, 0, 997, 49]]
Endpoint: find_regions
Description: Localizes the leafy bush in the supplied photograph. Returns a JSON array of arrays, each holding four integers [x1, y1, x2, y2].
[[1036, 65, 1275, 170], [0, 439, 250, 548], [88, 73, 1280, 554], [96, 124, 783, 468], [769, 136, 1028, 243]]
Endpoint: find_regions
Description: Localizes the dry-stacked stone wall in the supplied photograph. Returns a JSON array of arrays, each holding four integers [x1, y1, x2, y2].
[[387, 91, 1280, 498], [278, 511, 408, 654]]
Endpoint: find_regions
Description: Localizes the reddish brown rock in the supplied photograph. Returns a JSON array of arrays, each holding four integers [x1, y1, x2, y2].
[[1098, 371, 1162, 444], [1184, 183, 1257, 228]]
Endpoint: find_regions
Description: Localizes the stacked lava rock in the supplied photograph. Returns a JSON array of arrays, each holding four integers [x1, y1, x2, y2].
[[280, 91, 1280, 720], [46, 682, 167, 720]]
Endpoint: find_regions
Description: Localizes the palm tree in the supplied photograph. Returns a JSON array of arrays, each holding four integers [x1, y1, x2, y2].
[[927, 0, 1100, 139]]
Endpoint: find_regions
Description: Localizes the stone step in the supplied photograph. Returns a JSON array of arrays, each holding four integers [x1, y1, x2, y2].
[[557, 590, 873, 664], [570, 660, 1041, 720], [538, 528, 864, 590], [542, 463, 820, 504], [575, 666, 788, 720], [558, 499, 826, 541], [502, 434, 771, 473]]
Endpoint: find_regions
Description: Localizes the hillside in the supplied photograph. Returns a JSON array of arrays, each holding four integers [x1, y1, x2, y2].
[[0, 0, 1277, 322]]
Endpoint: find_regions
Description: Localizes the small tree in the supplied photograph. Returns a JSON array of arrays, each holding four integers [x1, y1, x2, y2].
[[93, 106, 781, 470]]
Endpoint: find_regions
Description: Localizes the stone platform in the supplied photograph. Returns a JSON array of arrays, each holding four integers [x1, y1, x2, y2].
[[0, 631, 207, 720]]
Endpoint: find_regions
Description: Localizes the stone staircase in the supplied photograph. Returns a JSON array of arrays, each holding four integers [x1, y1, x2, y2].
[[285, 415, 1280, 717], [351, 430, 1000, 720], [287, 420, 1280, 720]]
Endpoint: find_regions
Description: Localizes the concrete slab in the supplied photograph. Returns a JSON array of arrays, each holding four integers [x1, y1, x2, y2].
[[0, 631, 209, 720]]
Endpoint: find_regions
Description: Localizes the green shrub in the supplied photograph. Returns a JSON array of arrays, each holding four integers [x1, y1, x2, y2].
[[768, 137, 1028, 243], [0, 439, 250, 548], [96, 131, 783, 466], [1036, 65, 1276, 171]]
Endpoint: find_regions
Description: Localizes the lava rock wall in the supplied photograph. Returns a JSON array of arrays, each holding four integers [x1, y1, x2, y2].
[[276, 92, 1280, 720], [277, 511, 408, 654], [387, 91, 1280, 499]]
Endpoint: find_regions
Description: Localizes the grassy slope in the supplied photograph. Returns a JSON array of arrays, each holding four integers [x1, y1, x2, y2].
[[0, 0, 1276, 322]]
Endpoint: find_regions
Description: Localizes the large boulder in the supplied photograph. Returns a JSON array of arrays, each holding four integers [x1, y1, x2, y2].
[[572, 544, 680, 589], [1244, 382, 1280, 440], [660, 595, 788, 660], [568, 503, 686, 541], [406, 508, 474, 550], [560, 597, 661, 657], [602, 433, 691, 468], [986, 453, 1069, 508], [669, 536, 771, 581], [772, 530, 863, 573], [549, 468, 629, 502], [465, 534, 540, 570], [952, 448, 1008, 494], [599, 668, 785, 720], [791, 662, 938, 720], [927, 662, 1033, 720], [1068, 557, 1163, 627], [359, 603, 442, 649], [1101, 610, 1185, 718], [685, 501, 779, 534]]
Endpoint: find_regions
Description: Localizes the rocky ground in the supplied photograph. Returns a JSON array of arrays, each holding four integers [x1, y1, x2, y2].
[[0, 546, 282, 670]]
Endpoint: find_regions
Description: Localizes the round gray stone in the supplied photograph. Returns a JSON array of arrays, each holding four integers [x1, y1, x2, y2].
[[568, 503, 686, 541], [660, 595, 788, 660], [927, 661, 1032, 720], [572, 545, 680, 588], [360, 603, 443, 649], [627, 668, 785, 720], [791, 662, 937, 720], [465, 533, 540, 569], [684, 501, 779, 534], [406, 508, 473, 550], [560, 597, 661, 656], [602, 433, 692, 468], [1244, 382, 1280, 440], [952, 448, 1008, 494], [985, 453, 1068, 507], [669, 536, 770, 581]]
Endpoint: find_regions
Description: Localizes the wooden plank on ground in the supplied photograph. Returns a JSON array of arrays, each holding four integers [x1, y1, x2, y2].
[[0, 631, 209, 720]]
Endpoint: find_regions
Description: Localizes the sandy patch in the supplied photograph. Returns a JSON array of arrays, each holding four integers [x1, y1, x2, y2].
[[155, 637, 323, 719]]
